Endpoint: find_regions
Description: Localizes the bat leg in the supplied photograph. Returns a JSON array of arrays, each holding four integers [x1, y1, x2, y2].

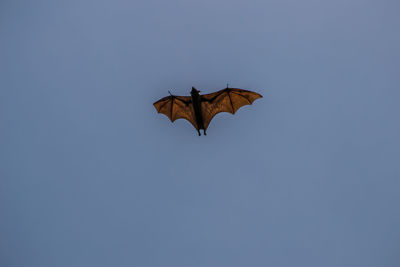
[[203, 129, 207, 135], [197, 129, 201, 136]]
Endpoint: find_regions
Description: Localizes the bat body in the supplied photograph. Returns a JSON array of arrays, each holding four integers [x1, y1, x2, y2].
[[190, 88, 206, 133], [153, 86, 262, 136]]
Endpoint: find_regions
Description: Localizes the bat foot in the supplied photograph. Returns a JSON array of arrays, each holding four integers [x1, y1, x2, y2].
[[203, 130, 207, 136]]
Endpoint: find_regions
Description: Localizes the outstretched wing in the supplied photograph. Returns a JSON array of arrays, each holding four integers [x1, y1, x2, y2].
[[201, 88, 262, 130], [153, 95, 198, 130]]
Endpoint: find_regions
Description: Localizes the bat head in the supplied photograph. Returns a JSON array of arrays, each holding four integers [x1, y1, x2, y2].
[[191, 87, 200, 96]]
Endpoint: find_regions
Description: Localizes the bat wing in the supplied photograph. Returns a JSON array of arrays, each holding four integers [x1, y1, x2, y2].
[[201, 88, 262, 130], [153, 95, 198, 130]]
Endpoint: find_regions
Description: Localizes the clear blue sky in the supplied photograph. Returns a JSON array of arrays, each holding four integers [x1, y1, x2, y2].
[[1, 0, 399, 266]]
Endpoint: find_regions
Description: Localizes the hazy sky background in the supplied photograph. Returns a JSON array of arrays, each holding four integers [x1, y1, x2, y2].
[[1, 0, 399, 266]]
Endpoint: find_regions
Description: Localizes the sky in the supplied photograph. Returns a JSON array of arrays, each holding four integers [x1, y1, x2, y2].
[[1, 0, 399, 266]]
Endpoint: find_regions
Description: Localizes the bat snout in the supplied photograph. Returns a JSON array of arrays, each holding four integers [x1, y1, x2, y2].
[[191, 87, 200, 94]]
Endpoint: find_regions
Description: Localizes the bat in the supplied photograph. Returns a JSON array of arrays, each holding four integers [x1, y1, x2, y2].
[[153, 86, 262, 136]]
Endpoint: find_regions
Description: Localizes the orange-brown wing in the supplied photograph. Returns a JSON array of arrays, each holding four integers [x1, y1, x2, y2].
[[153, 95, 198, 130], [201, 88, 262, 130]]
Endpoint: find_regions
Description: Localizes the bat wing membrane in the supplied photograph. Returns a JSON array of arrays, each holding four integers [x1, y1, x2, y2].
[[153, 95, 198, 130], [200, 88, 262, 130]]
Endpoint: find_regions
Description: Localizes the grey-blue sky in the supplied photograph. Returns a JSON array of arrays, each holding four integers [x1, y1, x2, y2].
[[1, 0, 399, 266]]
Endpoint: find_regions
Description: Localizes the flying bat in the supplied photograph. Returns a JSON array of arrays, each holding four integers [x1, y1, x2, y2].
[[153, 86, 262, 136]]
